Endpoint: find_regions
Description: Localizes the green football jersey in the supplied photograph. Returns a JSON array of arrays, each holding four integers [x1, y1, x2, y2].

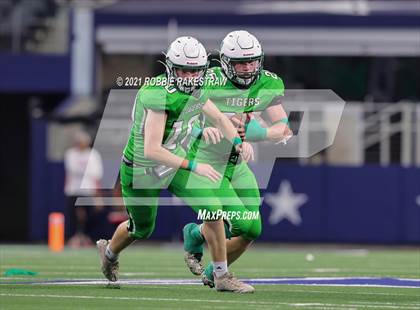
[[123, 74, 207, 167], [192, 66, 285, 164]]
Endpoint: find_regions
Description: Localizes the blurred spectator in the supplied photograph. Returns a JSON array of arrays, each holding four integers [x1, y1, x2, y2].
[[64, 130, 103, 247]]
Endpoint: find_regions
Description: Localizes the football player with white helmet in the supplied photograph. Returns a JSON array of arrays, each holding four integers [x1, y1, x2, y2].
[[97, 36, 254, 293], [220, 30, 264, 87], [182, 30, 293, 290]]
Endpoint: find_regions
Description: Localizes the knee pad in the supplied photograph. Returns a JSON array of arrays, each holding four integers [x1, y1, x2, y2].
[[243, 219, 262, 240], [228, 215, 262, 240], [228, 218, 253, 239], [128, 220, 155, 240]]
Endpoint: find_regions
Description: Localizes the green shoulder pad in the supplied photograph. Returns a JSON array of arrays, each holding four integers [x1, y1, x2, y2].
[[260, 70, 285, 97], [139, 84, 170, 112]]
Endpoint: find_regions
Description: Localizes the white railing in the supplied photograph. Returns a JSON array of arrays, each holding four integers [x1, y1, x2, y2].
[[286, 101, 420, 166], [362, 102, 420, 166]]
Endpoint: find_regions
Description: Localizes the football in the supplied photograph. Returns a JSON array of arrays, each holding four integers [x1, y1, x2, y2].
[[229, 113, 250, 140]]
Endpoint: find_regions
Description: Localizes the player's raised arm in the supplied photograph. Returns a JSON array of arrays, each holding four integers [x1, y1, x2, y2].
[[231, 101, 292, 144], [264, 101, 293, 143], [144, 108, 221, 182]]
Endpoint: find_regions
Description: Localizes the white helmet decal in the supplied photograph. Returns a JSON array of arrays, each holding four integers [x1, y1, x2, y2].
[[237, 34, 255, 51], [220, 30, 264, 86]]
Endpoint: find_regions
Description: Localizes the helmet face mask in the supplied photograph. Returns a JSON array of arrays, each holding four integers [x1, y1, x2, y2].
[[171, 63, 207, 94], [165, 37, 209, 94], [221, 55, 263, 86], [220, 30, 264, 87]]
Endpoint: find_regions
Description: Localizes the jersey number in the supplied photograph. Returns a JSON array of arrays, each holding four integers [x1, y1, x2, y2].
[[264, 71, 278, 79], [164, 114, 200, 150]]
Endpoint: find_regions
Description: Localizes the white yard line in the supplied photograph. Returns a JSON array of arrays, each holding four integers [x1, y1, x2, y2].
[[351, 301, 420, 306], [0, 293, 419, 309], [0, 293, 317, 308], [270, 288, 419, 297], [1, 265, 99, 270], [249, 277, 420, 281], [1, 277, 419, 289], [312, 268, 342, 273]]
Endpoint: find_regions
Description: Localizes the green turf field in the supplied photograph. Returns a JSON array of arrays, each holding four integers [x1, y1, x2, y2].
[[1, 244, 419, 309]]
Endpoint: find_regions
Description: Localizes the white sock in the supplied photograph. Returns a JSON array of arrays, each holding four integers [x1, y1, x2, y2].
[[213, 261, 228, 278], [105, 245, 118, 262]]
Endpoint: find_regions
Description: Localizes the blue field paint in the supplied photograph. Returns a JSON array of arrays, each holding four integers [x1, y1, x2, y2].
[[248, 277, 420, 288], [2, 277, 419, 288]]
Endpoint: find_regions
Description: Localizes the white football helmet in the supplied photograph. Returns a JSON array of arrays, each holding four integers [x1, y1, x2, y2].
[[165, 36, 209, 93], [220, 30, 264, 86]]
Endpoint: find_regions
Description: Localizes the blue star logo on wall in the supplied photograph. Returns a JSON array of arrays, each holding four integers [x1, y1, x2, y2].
[[264, 180, 308, 226], [416, 195, 420, 207]]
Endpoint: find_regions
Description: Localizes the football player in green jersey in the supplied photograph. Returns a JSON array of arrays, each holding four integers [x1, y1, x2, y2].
[[97, 36, 255, 293], [182, 30, 293, 289]]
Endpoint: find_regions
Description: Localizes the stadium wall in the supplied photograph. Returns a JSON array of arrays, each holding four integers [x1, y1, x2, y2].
[[0, 53, 70, 93], [29, 144, 420, 243]]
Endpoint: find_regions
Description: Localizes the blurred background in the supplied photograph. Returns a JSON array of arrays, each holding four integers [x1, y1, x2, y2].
[[0, 0, 419, 245]]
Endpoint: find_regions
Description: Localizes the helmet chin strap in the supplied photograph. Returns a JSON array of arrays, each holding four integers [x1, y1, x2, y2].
[[236, 72, 254, 83], [232, 68, 258, 86], [234, 75, 255, 86], [212, 58, 222, 66], [174, 67, 205, 94], [157, 59, 171, 78], [221, 55, 262, 87]]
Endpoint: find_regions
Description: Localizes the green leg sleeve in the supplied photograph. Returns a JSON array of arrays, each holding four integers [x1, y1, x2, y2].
[[226, 162, 262, 241], [183, 223, 204, 254], [204, 263, 214, 281], [120, 164, 168, 240], [169, 168, 224, 215]]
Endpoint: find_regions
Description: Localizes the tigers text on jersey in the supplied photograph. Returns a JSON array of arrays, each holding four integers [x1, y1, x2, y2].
[[191, 66, 285, 164]]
